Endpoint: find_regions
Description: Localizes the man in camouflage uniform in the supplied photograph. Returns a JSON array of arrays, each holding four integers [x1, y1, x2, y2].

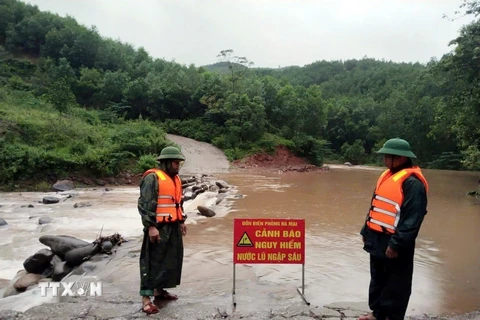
[[138, 146, 187, 314], [359, 138, 429, 320]]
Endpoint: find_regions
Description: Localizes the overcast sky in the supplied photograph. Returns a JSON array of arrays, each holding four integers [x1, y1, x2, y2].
[[22, 0, 476, 68]]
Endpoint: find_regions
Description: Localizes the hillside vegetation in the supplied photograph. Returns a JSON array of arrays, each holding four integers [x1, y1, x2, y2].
[[0, 0, 479, 190]]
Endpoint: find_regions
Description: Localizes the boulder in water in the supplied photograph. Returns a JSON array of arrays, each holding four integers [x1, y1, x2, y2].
[[42, 197, 60, 204], [215, 180, 229, 189], [181, 177, 196, 184], [13, 273, 42, 291], [23, 248, 55, 274], [64, 243, 100, 266], [182, 182, 196, 189], [41, 255, 62, 278], [73, 202, 92, 208], [197, 205, 216, 218], [2, 270, 27, 298], [52, 180, 75, 191], [39, 235, 90, 259], [38, 216, 52, 225], [52, 261, 73, 281], [101, 240, 113, 252], [0, 218, 7, 226], [194, 188, 206, 196]]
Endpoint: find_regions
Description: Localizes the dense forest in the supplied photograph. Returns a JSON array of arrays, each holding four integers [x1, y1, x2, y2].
[[0, 0, 479, 190]]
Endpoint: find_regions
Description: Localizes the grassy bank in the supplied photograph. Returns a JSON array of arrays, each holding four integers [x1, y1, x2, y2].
[[0, 88, 172, 191]]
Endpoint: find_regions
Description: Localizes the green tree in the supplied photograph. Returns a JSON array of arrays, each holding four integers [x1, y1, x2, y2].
[[216, 49, 254, 93], [46, 77, 76, 113]]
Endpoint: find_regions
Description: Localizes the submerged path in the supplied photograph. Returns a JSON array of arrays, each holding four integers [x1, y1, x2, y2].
[[166, 134, 230, 175]]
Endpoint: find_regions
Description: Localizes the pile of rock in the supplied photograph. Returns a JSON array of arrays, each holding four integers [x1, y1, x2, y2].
[[1, 234, 125, 298], [52, 175, 235, 219], [181, 174, 230, 200], [51, 175, 236, 219], [277, 164, 331, 173], [180, 174, 235, 218]]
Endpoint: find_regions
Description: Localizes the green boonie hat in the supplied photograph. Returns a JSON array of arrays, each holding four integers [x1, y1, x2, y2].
[[156, 146, 186, 161], [376, 137, 416, 158]]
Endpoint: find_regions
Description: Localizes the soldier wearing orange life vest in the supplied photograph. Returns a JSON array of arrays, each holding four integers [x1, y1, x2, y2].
[[137, 146, 187, 315], [359, 138, 428, 320]]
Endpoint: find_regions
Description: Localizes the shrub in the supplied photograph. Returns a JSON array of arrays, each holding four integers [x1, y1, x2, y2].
[[135, 154, 158, 174]]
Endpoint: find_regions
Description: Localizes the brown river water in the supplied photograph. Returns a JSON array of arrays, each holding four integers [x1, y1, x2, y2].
[[0, 135, 479, 317], [205, 168, 480, 316]]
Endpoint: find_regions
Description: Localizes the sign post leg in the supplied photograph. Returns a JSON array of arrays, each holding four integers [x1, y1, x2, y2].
[[297, 263, 310, 305], [232, 263, 237, 307]]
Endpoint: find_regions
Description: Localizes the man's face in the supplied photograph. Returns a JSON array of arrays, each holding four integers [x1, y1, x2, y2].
[[383, 154, 407, 169], [169, 160, 183, 175]]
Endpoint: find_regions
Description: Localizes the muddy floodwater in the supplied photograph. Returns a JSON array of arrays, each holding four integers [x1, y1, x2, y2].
[[206, 168, 480, 316], [0, 135, 479, 317]]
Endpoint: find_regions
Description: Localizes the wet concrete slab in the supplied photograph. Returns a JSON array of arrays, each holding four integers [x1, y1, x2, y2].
[[1, 294, 479, 320]]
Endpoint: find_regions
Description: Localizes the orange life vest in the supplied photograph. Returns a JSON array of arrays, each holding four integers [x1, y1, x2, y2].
[[142, 168, 185, 223], [366, 166, 428, 235]]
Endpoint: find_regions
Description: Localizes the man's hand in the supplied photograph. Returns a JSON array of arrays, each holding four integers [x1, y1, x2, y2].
[[148, 226, 160, 243], [180, 223, 187, 236], [385, 246, 398, 259]]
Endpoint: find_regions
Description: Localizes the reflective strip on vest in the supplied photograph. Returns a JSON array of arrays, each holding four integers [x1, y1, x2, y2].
[[369, 218, 395, 232], [375, 195, 400, 213], [159, 195, 173, 199], [392, 170, 408, 182], [157, 171, 167, 181], [157, 204, 177, 208], [156, 195, 177, 218], [372, 207, 396, 218], [369, 194, 402, 232], [156, 213, 171, 217]]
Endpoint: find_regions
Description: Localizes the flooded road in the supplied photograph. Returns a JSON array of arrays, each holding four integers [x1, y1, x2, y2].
[[0, 134, 479, 317], [184, 168, 480, 316], [166, 133, 231, 175]]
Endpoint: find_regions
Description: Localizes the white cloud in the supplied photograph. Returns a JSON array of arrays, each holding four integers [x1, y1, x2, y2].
[[22, 0, 476, 68]]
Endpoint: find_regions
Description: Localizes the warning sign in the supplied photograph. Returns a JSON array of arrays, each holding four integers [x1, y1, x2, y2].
[[237, 232, 253, 247], [233, 218, 305, 264]]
